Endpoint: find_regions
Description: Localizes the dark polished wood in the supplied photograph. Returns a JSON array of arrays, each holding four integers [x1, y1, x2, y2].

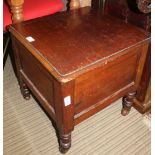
[[135, 0, 151, 113], [9, 7, 150, 153], [134, 44, 151, 113], [104, 0, 151, 114], [104, 0, 151, 31]]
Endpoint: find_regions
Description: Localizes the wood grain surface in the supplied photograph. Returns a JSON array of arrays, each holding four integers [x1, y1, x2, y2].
[[9, 7, 150, 77]]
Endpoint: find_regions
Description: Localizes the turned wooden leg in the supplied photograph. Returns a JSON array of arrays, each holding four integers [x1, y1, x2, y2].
[[59, 133, 71, 154], [20, 81, 31, 100], [70, 0, 80, 10], [121, 92, 136, 116], [7, 0, 24, 23]]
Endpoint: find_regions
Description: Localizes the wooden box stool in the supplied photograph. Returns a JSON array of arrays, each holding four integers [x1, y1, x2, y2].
[[9, 7, 150, 153]]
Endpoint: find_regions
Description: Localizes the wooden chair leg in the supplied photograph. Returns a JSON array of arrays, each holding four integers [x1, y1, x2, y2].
[[70, 0, 80, 10]]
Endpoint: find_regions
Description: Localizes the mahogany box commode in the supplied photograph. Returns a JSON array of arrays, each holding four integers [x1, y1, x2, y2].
[[9, 7, 150, 153]]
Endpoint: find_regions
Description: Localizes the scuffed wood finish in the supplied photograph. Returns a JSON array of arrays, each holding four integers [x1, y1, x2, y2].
[[137, 0, 151, 13], [7, 0, 24, 23], [11, 34, 31, 101], [74, 48, 139, 115], [9, 8, 150, 79], [54, 80, 75, 153], [104, 0, 151, 114], [104, 0, 151, 31], [10, 7, 150, 153]]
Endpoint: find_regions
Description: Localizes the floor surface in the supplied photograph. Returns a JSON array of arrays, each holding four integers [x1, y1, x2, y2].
[[4, 57, 151, 155]]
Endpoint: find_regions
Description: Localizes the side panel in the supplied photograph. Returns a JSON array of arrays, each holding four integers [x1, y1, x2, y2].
[[74, 46, 141, 115], [13, 38, 55, 112]]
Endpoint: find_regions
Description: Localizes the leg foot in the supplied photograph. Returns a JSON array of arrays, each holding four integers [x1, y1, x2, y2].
[[121, 92, 136, 116], [20, 83, 31, 100], [59, 133, 71, 154]]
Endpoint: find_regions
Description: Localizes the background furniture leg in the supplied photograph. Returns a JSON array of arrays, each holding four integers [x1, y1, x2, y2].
[[70, 0, 80, 10], [7, 0, 24, 23]]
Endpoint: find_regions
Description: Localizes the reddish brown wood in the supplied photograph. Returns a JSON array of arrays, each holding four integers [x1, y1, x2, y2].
[[9, 7, 150, 153], [133, 44, 151, 113], [136, 45, 150, 101], [104, 0, 151, 31], [18, 40, 55, 107], [104, 0, 151, 114], [11, 35, 56, 120], [11, 34, 31, 100], [53, 80, 75, 153], [9, 9, 150, 78], [75, 48, 139, 114]]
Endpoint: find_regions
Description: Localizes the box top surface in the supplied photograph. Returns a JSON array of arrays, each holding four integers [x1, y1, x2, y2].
[[10, 7, 150, 78]]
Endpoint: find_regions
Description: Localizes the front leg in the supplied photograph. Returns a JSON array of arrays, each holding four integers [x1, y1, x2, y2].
[[54, 80, 75, 153], [59, 132, 71, 154], [121, 92, 136, 116]]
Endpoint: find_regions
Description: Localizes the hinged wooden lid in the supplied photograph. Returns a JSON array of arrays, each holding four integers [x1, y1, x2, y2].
[[9, 7, 150, 81]]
